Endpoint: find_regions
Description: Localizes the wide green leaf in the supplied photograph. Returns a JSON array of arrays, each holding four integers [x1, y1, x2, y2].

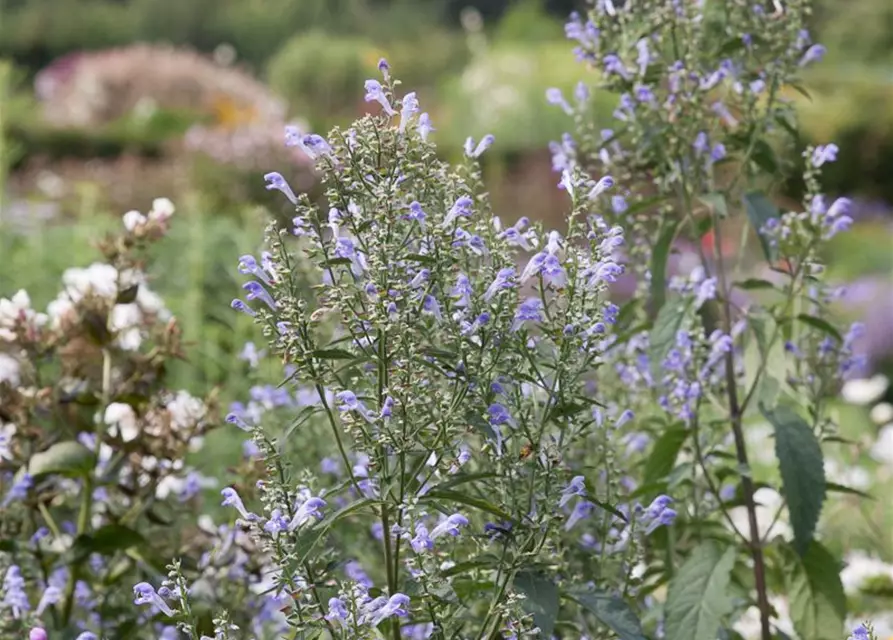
[[421, 489, 513, 522], [648, 295, 692, 380], [761, 404, 826, 554], [28, 441, 95, 478], [743, 191, 779, 262], [514, 570, 559, 637], [73, 524, 146, 559], [643, 427, 689, 487], [649, 218, 681, 318], [785, 541, 846, 640], [568, 587, 646, 640], [664, 542, 736, 640]]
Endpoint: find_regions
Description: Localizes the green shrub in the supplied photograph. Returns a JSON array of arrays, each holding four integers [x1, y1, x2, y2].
[[266, 31, 374, 127]]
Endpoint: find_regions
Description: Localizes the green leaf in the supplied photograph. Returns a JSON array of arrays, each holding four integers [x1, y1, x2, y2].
[[664, 542, 736, 640], [310, 348, 357, 360], [649, 296, 692, 380], [649, 219, 681, 318], [826, 482, 873, 500], [29, 441, 95, 478], [514, 570, 559, 637], [761, 404, 826, 554], [404, 253, 437, 265], [643, 427, 689, 486], [735, 278, 776, 291], [743, 191, 779, 263], [796, 314, 843, 342], [73, 524, 146, 559], [568, 588, 647, 640], [421, 489, 513, 522], [699, 192, 728, 218], [785, 541, 846, 640]]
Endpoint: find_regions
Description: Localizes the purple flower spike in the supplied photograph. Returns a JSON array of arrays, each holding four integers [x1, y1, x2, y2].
[[263, 172, 297, 205], [30, 629, 49, 640], [364, 79, 397, 116], [243, 281, 277, 310], [2, 566, 29, 618], [133, 582, 175, 617]]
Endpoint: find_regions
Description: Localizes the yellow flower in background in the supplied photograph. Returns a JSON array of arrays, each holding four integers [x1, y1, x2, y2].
[[210, 95, 260, 129]]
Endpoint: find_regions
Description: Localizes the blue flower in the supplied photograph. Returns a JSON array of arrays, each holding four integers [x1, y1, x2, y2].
[[288, 496, 326, 530], [406, 201, 427, 231], [422, 295, 443, 322], [559, 475, 587, 508], [441, 196, 474, 228], [848, 624, 871, 640], [465, 134, 495, 159], [335, 390, 374, 422], [2, 566, 29, 618], [799, 43, 826, 67], [411, 524, 434, 553], [326, 597, 350, 626], [642, 495, 676, 535], [364, 79, 396, 116], [487, 403, 515, 427], [133, 581, 175, 617], [711, 143, 727, 162], [565, 500, 595, 531], [512, 297, 543, 331], [225, 412, 251, 432], [238, 254, 272, 286], [243, 281, 277, 310], [635, 38, 652, 75], [588, 175, 615, 199], [603, 54, 630, 80], [399, 92, 419, 133], [484, 267, 516, 302], [371, 593, 410, 625], [417, 113, 435, 141], [431, 513, 469, 538], [812, 143, 838, 167], [451, 273, 473, 307], [2, 473, 32, 508], [546, 88, 572, 115], [263, 172, 297, 205], [302, 134, 334, 159], [231, 298, 256, 317], [221, 487, 257, 521]]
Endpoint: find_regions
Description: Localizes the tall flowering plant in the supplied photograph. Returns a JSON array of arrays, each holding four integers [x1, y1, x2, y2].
[[548, 0, 865, 639], [148, 61, 683, 639]]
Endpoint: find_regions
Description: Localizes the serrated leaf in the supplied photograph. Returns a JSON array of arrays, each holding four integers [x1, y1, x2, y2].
[[785, 541, 846, 640], [649, 296, 692, 380], [743, 191, 779, 263], [514, 570, 559, 637], [568, 588, 646, 640], [649, 219, 681, 318], [761, 404, 825, 554], [796, 314, 843, 342], [664, 542, 736, 640], [29, 441, 95, 478]]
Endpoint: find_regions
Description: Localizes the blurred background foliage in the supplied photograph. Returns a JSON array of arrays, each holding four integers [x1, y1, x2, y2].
[[1, 0, 892, 476]]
